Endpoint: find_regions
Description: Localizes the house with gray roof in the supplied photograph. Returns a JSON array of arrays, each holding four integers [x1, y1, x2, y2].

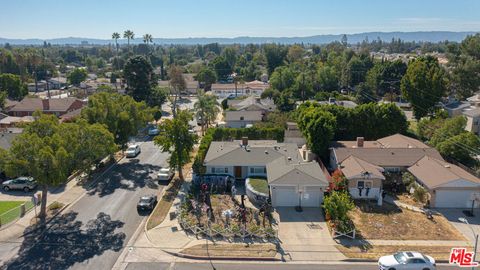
[[203, 138, 329, 207], [330, 134, 480, 208], [224, 96, 276, 128]]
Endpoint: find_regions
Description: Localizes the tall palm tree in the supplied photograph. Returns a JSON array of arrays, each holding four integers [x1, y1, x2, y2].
[[143, 33, 153, 45], [123, 30, 134, 49], [112, 32, 120, 53], [194, 91, 220, 135]]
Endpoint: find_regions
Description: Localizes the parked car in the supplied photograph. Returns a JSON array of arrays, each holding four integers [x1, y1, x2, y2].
[[137, 195, 157, 211], [378, 251, 436, 270], [158, 167, 174, 181], [2, 177, 37, 192], [125, 144, 141, 158], [148, 127, 160, 136]]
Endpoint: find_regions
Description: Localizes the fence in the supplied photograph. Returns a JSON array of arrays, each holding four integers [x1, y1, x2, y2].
[[0, 201, 35, 228]]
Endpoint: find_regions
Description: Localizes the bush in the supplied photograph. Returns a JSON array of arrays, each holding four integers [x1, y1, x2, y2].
[[413, 185, 427, 203], [402, 172, 415, 186], [323, 191, 354, 224], [47, 201, 64, 211]]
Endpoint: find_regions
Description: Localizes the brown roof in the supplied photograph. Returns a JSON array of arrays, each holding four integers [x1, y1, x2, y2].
[[9, 97, 82, 113], [377, 134, 430, 148], [340, 156, 385, 180], [408, 156, 480, 189]]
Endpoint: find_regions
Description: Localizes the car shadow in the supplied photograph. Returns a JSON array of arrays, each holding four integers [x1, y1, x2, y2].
[[85, 158, 162, 197], [2, 211, 126, 270]]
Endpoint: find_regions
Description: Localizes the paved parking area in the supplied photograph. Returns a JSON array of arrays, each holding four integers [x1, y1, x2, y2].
[[275, 207, 345, 261], [437, 208, 480, 245]]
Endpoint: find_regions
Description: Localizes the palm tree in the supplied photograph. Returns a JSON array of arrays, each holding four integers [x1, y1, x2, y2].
[[194, 91, 220, 135], [112, 32, 120, 53], [143, 33, 153, 45], [123, 30, 134, 49]]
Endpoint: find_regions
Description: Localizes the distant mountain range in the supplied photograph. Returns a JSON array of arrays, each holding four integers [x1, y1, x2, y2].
[[0, 31, 477, 45]]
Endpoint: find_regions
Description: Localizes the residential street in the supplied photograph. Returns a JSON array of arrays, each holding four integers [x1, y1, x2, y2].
[[125, 262, 462, 270], [0, 139, 169, 270]]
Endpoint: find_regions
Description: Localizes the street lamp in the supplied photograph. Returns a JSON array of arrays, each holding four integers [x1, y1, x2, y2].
[[459, 217, 478, 270]]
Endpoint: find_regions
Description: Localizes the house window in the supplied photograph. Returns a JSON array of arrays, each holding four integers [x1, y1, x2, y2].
[[240, 116, 244, 121], [249, 167, 266, 174], [357, 181, 365, 188], [211, 167, 228, 174]]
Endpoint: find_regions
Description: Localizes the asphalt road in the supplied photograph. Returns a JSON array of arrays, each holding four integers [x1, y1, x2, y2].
[[126, 262, 463, 270], [1, 139, 169, 270]]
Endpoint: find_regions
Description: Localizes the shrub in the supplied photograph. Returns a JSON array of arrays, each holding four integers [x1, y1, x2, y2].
[[329, 169, 348, 191], [413, 185, 427, 203], [323, 191, 354, 225], [402, 172, 415, 186]]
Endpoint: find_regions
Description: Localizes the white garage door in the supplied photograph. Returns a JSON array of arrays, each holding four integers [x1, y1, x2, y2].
[[273, 186, 297, 207], [435, 190, 479, 208], [302, 186, 323, 207]]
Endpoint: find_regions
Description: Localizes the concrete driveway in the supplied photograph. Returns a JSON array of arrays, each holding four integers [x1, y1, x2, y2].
[[437, 208, 480, 246], [275, 207, 345, 261]]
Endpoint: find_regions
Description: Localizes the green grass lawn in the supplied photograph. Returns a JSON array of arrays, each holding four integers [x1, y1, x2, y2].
[[0, 201, 34, 226], [248, 178, 269, 194]]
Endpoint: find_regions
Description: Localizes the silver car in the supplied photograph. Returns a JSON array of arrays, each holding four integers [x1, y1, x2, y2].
[[2, 177, 37, 192], [125, 144, 141, 158]]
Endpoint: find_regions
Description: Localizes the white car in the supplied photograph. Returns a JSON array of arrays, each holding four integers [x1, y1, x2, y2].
[[125, 144, 141, 158], [157, 167, 174, 181], [378, 251, 436, 270], [148, 127, 160, 136]]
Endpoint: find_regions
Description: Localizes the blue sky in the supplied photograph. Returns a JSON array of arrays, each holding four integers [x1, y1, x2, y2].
[[1, 0, 479, 39]]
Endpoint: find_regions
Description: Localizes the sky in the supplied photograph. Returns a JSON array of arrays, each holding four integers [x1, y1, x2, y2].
[[1, 0, 480, 39]]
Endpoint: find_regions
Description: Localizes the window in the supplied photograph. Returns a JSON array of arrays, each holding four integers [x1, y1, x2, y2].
[[249, 167, 266, 174], [240, 116, 244, 121], [211, 167, 228, 174], [357, 181, 364, 188]]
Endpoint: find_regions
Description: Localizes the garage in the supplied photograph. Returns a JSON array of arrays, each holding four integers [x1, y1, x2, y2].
[[272, 186, 297, 207], [301, 186, 324, 207], [434, 190, 480, 208]]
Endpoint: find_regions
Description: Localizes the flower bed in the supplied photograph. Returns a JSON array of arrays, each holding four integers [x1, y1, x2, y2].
[[245, 177, 269, 205]]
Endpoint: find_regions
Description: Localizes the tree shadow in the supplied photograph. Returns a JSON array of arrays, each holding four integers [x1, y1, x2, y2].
[[3, 211, 126, 270], [86, 159, 162, 197]]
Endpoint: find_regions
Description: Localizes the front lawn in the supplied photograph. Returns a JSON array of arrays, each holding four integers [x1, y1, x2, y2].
[[0, 201, 34, 225], [349, 201, 465, 241], [248, 178, 269, 194]]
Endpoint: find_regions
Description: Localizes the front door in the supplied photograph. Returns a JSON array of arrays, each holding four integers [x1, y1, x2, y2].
[[234, 166, 242, 179]]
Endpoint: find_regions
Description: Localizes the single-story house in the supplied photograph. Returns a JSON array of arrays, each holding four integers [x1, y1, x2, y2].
[[408, 156, 480, 208], [7, 97, 84, 117], [203, 138, 329, 207], [225, 110, 264, 128], [442, 101, 472, 117], [211, 81, 269, 98], [0, 116, 34, 128], [330, 134, 480, 208], [225, 96, 276, 128], [462, 107, 480, 136]]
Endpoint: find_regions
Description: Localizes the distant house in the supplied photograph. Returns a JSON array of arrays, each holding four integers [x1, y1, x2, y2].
[[462, 107, 480, 136], [0, 116, 34, 128], [7, 97, 84, 117], [157, 73, 199, 95], [211, 80, 269, 98], [224, 96, 275, 128], [442, 100, 472, 117], [330, 134, 480, 208], [47, 77, 67, 89], [203, 138, 329, 207], [0, 128, 23, 150]]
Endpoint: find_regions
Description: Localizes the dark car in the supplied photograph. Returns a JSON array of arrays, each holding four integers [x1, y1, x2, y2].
[[137, 195, 157, 211]]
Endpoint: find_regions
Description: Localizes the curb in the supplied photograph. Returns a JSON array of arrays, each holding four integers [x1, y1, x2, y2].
[[342, 258, 450, 264], [163, 249, 281, 261]]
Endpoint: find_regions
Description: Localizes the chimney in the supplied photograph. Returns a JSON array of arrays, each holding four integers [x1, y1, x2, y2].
[[241, 137, 248, 146], [356, 137, 364, 147], [42, 99, 50, 111]]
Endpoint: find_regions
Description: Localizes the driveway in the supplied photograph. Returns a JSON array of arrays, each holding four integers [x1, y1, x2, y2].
[[437, 208, 480, 246], [275, 207, 345, 261]]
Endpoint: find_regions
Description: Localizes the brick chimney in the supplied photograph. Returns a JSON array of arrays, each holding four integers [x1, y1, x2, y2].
[[356, 137, 364, 147], [241, 137, 248, 146], [42, 99, 50, 111]]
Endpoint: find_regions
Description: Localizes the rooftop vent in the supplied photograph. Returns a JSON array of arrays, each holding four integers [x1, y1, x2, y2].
[[287, 157, 292, 161], [265, 150, 268, 154], [444, 164, 451, 168]]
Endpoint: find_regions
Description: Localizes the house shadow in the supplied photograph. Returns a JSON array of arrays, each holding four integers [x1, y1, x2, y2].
[[2, 211, 126, 270], [275, 207, 324, 223], [85, 159, 162, 197]]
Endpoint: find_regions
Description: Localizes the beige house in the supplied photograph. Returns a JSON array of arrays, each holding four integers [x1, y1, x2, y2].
[[462, 107, 480, 136]]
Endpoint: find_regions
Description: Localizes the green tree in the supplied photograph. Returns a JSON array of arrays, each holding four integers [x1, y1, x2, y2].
[[401, 56, 447, 120], [366, 60, 407, 97], [211, 56, 231, 81], [154, 110, 198, 180], [317, 65, 339, 92], [196, 67, 217, 91], [168, 65, 186, 116], [0, 73, 27, 100], [148, 86, 168, 107], [448, 34, 480, 99], [437, 132, 480, 166], [323, 191, 354, 227], [222, 47, 237, 70], [81, 92, 153, 147], [264, 44, 287, 75], [112, 32, 120, 54], [355, 82, 375, 104], [123, 30, 135, 49], [194, 91, 220, 134], [67, 68, 88, 86], [430, 116, 467, 146], [287, 45, 304, 63], [0, 91, 6, 110], [297, 107, 336, 156], [276, 92, 295, 112], [124, 56, 156, 102], [269, 66, 296, 92]]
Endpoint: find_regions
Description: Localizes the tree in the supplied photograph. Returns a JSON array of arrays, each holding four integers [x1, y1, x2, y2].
[[297, 107, 336, 156], [366, 60, 407, 97], [264, 44, 287, 75], [437, 132, 480, 167], [123, 56, 156, 102], [329, 169, 348, 191], [323, 191, 354, 229], [168, 65, 186, 116], [112, 32, 120, 54], [448, 34, 480, 99], [0, 73, 27, 100], [210, 56, 231, 81], [0, 91, 6, 110], [154, 110, 198, 180], [222, 47, 237, 70], [260, 88, 280, 100], [430, 116, 467, 146], [67, 68, 88, 86], [81, 92, 153, 147], [275, 92, 295, 112], [123, 30, 134, 49], [148, 86, 168, 107], [401, 56, 447, 120], [269, 66, 296, 92], [355, 82, 375, 104], [196, 67, 217, 91], [287, 45, 304, 63], [143, 33, 153, 45], [316, 66, 339, 92], [194, 91, 220, 134]]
